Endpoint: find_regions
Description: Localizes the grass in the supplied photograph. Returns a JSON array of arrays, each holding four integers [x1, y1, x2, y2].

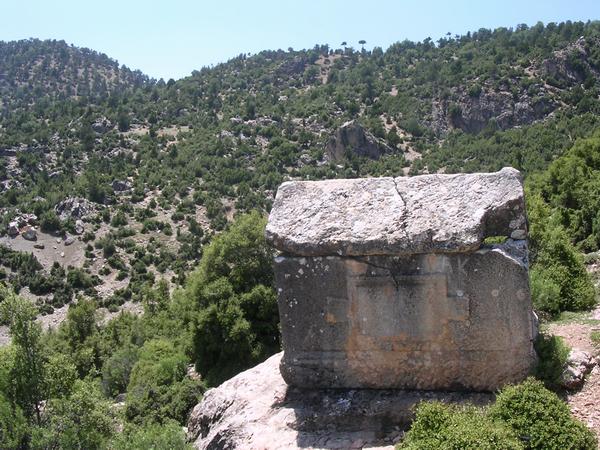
[[591, 330, 600, 348], [543, 310, 600, 326]]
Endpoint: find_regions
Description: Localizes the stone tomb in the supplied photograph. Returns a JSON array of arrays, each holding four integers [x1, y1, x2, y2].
[[266, 167, 537, 391]]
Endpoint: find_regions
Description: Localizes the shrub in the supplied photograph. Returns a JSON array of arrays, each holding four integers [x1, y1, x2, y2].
[[529, 266, 561, 315], [30, 380, 113, 450], [534, 333, 570, 388], [0, 393, 26, 450], [490, 378, 597, 450], [398, 402, 522, 450], [40, 210, 62, 233], [108, 420, 191, 450], [124, 339, 201, 425], [102, 344, 139, 397], [527, 193, 596, 314], [111, 211, 128, 227]]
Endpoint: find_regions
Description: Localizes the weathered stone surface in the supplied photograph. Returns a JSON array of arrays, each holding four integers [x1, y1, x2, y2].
[[91, 117, 113, 134], [266, 168, 527, 257], [326, 120, 392, 162], [268, 169, 535, 391], [74, 219, 85, 235], [22, 226, 37, 241], [187, 352, 493, 450], [560, 349, 596, 390], [55, 197, 96, 221], [275, 242, 536, 391], [112, 179, 132, 192]]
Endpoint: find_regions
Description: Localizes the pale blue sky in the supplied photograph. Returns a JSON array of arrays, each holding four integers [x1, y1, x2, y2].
[[3, 0, 600, 80]]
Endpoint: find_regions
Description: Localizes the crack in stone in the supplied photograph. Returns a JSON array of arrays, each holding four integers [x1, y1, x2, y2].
[[349, 256, 407, 290], [392, 178, 411, 246]]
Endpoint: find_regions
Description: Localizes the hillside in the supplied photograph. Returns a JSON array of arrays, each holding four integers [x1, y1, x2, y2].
[[0, 20, 599, 448], [1, 22, 600, 321]]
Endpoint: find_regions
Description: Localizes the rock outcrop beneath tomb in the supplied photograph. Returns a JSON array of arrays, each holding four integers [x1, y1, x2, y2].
[[187, 352, 494, 450]]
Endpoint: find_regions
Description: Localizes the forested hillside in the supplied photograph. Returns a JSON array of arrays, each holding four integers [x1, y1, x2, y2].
[[0, 21, 599, 448]]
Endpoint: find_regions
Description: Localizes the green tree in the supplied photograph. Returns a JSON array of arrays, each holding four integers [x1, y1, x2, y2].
[[185, 212, 279, 385], [0, 392, 26, 450], [108, 420, 192, 450], [30, 380, 113, 450], [0, 287, 46, 424], [490, 378, 597, 449], [526, 192, 595, 314], [125, 339, 203, 425]]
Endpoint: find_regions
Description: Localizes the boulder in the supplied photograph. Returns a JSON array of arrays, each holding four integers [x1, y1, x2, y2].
[[187, 353, 493, 450], [74, 219, 85, 235], [560, 349, 596, 390], [55, 197, 96, 221], [326, 120, 391, 161], [22, 226, 37, 241], [91, 117, 114, 134], [111, 179, 132, 192], [7, 221, 19, 236], [64, 236, 75, 246]]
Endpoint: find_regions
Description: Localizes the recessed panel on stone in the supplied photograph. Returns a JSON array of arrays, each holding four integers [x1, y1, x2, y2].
[[268, 169, 537, 391]]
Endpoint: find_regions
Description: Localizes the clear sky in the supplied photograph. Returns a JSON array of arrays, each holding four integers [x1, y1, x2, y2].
[[3, 0, 600, 80]]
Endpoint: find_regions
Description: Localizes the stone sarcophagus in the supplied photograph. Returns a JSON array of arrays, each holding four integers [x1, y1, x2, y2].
[[266, 168, 537, 391]]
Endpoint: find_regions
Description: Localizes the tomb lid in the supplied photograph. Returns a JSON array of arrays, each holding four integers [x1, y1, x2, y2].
[[265, 167, 526, 256]]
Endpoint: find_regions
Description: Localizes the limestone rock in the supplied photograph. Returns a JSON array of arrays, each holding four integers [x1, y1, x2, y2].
[[55, 197, 96, 221], [540, 37, 600, 86], [112, 179, 132, 192], [266, 167, 527, 257], [22, 226, 37, 241], [326, 120, 391, 161], [560, 349, 596, 390], [7, 221, 19, 236], [74, 219, 85, 235], [440, 90, 555, 134], [276, 56, 309, 77], [91, 117, 113, 134], [187, 353, 493, 450], [7, 213, 38, 236]]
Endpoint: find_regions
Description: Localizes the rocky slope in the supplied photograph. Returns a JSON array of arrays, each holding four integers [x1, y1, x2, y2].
[[1, 21, 600, 326]]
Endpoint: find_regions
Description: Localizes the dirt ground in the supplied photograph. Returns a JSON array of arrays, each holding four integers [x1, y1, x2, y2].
[[547, 306, 600, 442]]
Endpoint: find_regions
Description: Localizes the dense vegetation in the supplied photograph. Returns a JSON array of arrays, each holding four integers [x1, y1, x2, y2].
[[0, 19, 599, 449], [399, 379, 597, 449], [0, 212, 277, 447]]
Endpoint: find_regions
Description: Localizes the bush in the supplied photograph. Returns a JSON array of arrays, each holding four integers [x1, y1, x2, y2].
[[30, 380, 113, 450], [40, 210, 62, 233], [398, 402, 522, 450], [0, 393, 26, 450], [108, 420, 191, 450], [533, 333, 570, 388], [186, 212, 279, 385], [102, 344, 139, 397], [527, 193, 596, 314], [124, 339, 202, 425], [399, 379, 596, 450], [529, 267, 561, 315], [490, 378, 597, 450]]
